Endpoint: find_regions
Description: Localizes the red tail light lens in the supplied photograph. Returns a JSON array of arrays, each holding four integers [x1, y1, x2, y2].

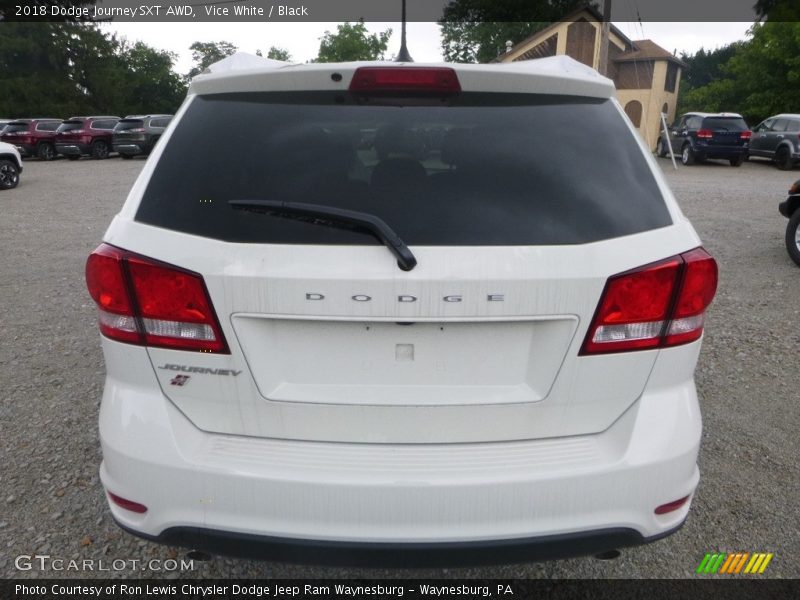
[[581, 248, 717, 355], [696, 129, 713, 139], [664, 248, 718, 346], [85, 244, 228, 353], [349, 67, 461, 94], [739, 130, 752, 140]]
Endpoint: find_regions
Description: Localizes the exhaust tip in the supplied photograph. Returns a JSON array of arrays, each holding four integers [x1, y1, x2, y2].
[[185, 550, 213, 561], [595, 549, 621, 560]]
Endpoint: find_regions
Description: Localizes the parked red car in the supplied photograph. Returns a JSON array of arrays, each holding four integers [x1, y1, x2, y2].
[[0, 118, 63, 160], [55, 116, 121, 160]]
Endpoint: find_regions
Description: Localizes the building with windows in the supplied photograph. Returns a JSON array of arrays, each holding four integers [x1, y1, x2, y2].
[[497, 7, 685, 150]]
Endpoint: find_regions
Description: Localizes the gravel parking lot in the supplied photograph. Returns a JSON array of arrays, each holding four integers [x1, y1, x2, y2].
[[1, 156, 798, 579]]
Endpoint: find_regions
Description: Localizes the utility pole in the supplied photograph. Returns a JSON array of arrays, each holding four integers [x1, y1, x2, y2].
[[597, 0, 612, 76], [395, 0, 413, 62]]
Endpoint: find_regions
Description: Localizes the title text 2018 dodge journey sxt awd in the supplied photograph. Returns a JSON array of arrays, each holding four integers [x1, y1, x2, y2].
[[85, 57, 718, 566]]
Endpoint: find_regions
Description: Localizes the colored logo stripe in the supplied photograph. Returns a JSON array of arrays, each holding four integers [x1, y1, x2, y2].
[[697, 553, 773, 574]]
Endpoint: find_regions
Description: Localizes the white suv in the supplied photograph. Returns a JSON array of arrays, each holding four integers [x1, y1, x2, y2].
[[0, 141, 23, 190], [85, 56, 717, 566]]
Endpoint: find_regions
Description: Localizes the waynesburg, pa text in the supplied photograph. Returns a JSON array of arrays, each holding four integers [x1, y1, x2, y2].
[[14, 583, 514, 598]]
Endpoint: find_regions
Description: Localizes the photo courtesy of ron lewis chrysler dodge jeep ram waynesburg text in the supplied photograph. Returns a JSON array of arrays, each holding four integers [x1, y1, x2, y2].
[[85, 56, 718, 567]]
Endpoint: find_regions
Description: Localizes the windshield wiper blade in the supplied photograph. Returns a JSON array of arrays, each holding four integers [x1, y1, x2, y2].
[[229, 199, 417, 271]]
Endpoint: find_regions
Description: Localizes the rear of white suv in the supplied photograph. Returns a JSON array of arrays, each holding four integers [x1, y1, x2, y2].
[[86, 57, 717, 566]]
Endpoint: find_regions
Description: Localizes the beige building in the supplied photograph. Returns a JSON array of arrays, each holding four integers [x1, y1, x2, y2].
[[497, 7, 685, 150]]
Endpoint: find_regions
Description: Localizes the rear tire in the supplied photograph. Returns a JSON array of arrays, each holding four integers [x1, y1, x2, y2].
[[656, 138, 667, 158], [681, 144, 695, 166], [0, 159, 20, 189], [776, 146, 793, 170], [786, 210, 800, 266], [91, 140, 110, 160], [37, 142, 55, 161], [730, 155, 744, 167]]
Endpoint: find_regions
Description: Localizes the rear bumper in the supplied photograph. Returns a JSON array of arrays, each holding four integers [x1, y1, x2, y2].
[[695, 143, 747, 158], [113, 143, 147, 155], [98, 342, 702, 564], [116, 519, 684, 567], [55, 143, 90, 155]]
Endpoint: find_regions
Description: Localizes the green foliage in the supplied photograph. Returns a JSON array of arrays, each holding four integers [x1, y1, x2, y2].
[[678, 44, 742, 90], [438, 0, 588, 63], [119, 41, 187, 114], [0, 23, 186, 118], [316, 21, 392, 63], [188, 41, 238, 78], [678, 22, 800, 125], [755, 0, 800, 21], [266, 47, 292, 61]]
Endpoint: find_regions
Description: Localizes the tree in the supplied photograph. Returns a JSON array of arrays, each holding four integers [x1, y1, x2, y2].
[[187, 41, 238, 78], [677, 22, 800, 125], [0, 23, 186, 117], [316, 21, 392, 63], [118, 41, 187, 114], [676, 42, 744, 114], [438, 0, 588, 63], [755, 0, 800, 21], [267, 47, 292, 61]]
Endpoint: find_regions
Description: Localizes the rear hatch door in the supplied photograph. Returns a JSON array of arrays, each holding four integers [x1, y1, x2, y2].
[[112, 65, 692, 444]]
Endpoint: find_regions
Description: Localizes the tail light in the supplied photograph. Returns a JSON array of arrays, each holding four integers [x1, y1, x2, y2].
[[581, 248, 717, 355], [85, 244, 228, 353], [696, 129, 713, 139], [740, 130, 752, 140], [349, 67, 461, 94]]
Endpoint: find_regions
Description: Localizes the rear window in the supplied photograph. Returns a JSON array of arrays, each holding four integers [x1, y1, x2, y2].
[[115, 120, 144, 131], [136, 92, 672, 246], [702, 117, 748, 131], [91, 119, 118, 130]]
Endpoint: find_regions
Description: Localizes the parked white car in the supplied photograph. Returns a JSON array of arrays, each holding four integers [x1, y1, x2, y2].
[[0, 141, 22, 190], [85, 56, 718, 566]]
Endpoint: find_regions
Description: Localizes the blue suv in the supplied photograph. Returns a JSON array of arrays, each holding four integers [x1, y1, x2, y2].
[[657, 112, 751, 167]]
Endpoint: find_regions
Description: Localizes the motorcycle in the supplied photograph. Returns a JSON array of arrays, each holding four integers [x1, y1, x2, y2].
[[779, 179, 800, 266]]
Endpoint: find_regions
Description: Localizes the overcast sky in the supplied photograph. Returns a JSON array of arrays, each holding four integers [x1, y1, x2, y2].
[[102, 21, 754, 75]]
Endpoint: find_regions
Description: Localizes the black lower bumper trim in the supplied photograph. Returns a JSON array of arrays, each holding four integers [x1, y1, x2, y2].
[[114, 519, 685, 567]]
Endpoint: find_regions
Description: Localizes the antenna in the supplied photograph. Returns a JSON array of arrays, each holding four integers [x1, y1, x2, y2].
[[395, 0, 414, 62]]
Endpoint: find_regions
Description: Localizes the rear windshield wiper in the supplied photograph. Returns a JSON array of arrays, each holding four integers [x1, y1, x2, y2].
[[229, 199, 417, 271]]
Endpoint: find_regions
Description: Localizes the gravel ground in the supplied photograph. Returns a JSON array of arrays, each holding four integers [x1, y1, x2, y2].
[[1, 156, 798, 580]]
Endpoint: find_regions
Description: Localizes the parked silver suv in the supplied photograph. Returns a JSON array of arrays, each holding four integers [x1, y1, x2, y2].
[[749, 113, 800, 170]]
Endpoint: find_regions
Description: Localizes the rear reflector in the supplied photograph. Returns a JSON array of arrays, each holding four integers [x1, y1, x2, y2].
[[581, 248, 717, 355], [107, 491, 148, 514], [349, 67, 461, 94], [655, 495, 690, 515], [86, 244, 228, 353]]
